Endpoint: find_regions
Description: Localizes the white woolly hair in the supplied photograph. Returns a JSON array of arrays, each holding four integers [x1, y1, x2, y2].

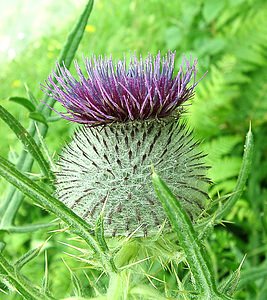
[[55, 117, 210, 237]]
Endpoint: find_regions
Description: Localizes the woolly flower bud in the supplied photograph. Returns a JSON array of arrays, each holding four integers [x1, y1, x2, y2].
[[43, 51, 209, 237]]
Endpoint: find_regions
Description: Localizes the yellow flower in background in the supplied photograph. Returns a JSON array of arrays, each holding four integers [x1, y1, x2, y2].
[[11, 80, 22, 88], [85, 25, 96, 33], [47, 52, 54, 59]]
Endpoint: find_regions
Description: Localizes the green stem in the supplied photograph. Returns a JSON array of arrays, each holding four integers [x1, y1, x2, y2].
[[0, 253, 53, 300], [0, 148, 37, 226]]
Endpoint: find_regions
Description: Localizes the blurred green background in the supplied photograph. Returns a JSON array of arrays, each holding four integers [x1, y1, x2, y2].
[[0, 0, 267, 299]]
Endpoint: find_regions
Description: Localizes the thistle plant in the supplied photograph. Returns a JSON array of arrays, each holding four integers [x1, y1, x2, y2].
[[0, 1, 256, 299], [42, 52, 210, 237]]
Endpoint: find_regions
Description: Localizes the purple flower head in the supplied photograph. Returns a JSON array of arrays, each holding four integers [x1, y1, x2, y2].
[[42, 51, 198, 125]]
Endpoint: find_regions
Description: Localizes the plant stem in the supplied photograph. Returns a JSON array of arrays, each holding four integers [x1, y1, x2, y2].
[[0, 253, 54, 300]]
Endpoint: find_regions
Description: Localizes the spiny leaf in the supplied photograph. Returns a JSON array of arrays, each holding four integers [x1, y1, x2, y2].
[[14, 238, 51, 270], [212, 125, 253, 222], [0, 105, 52, 181], [62, 258, 83, 297], [130, 285, 169, 300], [0, 155, 117, 273], [41, 251, 49, 294], [0, 253, 52, 300], [197, 125, 253, 229], [219, 255, 246, 296], [152, 170, 232, 300], [56, 0, 94, 71], [0, 222, 56, 233]]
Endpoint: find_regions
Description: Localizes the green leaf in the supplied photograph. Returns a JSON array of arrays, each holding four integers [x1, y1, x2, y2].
[[200, 126, 254, 228], [196, 126, 253, 232], [130, 285, 169, 300], [0, 253, 51, 300], [0, 105, 52, 180], [152, 170, 232, 300], [0, 222, 56, 233], [219, 256, 245, 296], [0, 0, 95, 227], [39, 0, 95, 115], [46, 115, 62, 123], [165, 26, 184, 50], [71, 273, 83, 297], [15, 245, 44, 271], [29, 112, 48, 125], [56, 0, 94, 70], [8, 96, 36, 112], [95, 213, 109, 253], [202, 0, 225, 23], [238, 264, 267, 290], [114, 241, 140, 270], [0, 155, 117, 273]]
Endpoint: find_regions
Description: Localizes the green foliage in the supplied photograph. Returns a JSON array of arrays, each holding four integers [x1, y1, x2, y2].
[[8, 97, 36, 113], [0, 0, 95, 230], [0, 0, 266, 299], [0, 105, 52, 181], [0, 253, 52, 300], [152, 170, 231, 299]]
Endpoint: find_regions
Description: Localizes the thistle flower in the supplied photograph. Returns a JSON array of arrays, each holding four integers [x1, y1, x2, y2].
[[42, 52, 197, 125], [42, 51, 210, 237]]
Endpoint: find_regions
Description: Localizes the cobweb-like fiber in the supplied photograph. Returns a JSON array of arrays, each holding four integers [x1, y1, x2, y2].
[[56, 117, 210, 237]]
